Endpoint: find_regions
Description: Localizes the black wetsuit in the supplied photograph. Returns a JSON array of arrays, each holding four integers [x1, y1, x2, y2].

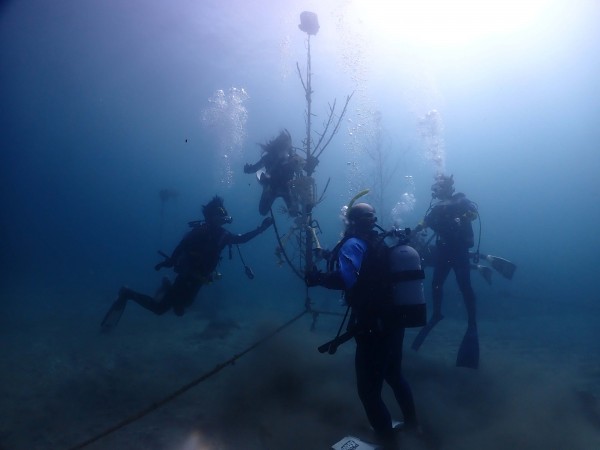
[[245, 151, 303, 215], [423, 193, 478, 326], [125, 222, 266, 316], [318, 233, 418, 440]]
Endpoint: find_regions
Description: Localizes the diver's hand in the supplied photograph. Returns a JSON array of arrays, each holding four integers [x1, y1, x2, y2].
[[313, 248, 332, 262], [154, 257, 174, 271], [305, 267, 324, 287], [243, 163, 253, 174], [259, 217, 274, 232]]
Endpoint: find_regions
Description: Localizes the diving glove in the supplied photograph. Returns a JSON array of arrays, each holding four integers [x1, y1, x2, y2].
[[154, 255, 174, 271], [305, 268, 345, 289], [305, 267, 324, 287]]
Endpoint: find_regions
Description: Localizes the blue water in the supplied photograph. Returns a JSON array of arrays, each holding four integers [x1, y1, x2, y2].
[[1, 1, 599, 449]]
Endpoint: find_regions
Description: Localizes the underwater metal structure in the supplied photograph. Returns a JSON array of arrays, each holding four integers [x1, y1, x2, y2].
[[275, 11, 353, 284]]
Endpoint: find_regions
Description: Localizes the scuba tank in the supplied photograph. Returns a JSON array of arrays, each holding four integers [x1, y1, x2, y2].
[[388, 240, 427, 328]]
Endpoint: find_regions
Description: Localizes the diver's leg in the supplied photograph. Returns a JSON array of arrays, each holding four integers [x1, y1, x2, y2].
[[385, 328, 417, 427], [259, 185, 275, 215], [431, 257, 452, 319], [125, 285, 171, 316], [170, 276, 202, 316], [454, 251, 479, 368], [454, 253, 476, 327], [355, 334, 393, 439]]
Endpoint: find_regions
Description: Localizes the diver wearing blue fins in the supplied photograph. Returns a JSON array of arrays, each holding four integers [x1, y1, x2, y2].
[[307, 200, 426, 449], [100, 196, 272, 331]]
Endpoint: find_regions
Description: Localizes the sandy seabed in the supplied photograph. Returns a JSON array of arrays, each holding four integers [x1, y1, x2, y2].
[[1, 291, 599, 450]]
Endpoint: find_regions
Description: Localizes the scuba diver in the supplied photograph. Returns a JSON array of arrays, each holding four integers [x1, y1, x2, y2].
[[243, 129, 305, 216], [306, 202, 425, 448], [410, 174, 481, 368], [100, 195, 273, 331]]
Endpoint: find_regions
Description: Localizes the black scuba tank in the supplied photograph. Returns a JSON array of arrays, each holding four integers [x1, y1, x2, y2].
[[388, 244, 427, 328]]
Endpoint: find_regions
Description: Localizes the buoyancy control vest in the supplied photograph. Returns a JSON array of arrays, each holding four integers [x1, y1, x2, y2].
[[174, 222, 228, 279], [425, 193, 477, 248], [334, 232, 427, 329]]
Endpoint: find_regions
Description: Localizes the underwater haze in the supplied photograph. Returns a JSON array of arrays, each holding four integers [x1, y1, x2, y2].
[[1, 0, 599, 449]]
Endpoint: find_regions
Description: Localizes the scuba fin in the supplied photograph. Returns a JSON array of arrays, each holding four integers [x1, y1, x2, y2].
[[456, 326, 479, 369], [411, 313, 443, 351], [484, 255, 517, 280], [100, 291, 128, 332], [473, 264, 493, 285]]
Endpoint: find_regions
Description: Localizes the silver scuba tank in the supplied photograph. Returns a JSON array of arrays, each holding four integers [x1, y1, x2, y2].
[[389, 244, 427, 327]]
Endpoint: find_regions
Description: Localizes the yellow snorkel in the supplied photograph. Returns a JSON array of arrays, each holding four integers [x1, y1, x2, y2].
[[347, 189, 370, 208]]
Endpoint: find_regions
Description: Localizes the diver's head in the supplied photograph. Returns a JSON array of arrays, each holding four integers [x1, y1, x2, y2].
[[203, 195, 233, 226], [262, 129, 292, 155], [346, 202, 377, 233], [431, 174, 455, 200]]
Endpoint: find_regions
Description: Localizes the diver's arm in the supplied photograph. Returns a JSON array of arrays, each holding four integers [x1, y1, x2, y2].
[[305, 268, 345, 289], [459, 209, 478, 224], [413, 219, 428, 233], [466, 205, 479, 221], [155, 234, 188, 270], [229, 217, 273, 244], [305, 239, 365, 290], [338, 239, 366, 289], [243, 157, 265, 174]]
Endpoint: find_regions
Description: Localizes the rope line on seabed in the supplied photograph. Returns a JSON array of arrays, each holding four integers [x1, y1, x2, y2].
[[66, 310, 308, 450]]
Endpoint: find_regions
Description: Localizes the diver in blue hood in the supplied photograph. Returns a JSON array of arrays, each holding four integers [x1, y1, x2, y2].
[[101, 196, 272, 330]]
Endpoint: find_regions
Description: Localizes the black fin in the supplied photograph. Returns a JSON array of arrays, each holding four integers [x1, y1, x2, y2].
[[476, 264, 493, 285], [100, 297, 126, 332], [456, 327, 479, 369], [486, 255, 517, 279]]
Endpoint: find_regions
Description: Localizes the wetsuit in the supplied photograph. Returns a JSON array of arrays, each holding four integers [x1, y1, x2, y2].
[[314, 233, 418, 440], [423, 193, 478, 327], [244, 150, 303, 216], [125, 221, 268, 316]]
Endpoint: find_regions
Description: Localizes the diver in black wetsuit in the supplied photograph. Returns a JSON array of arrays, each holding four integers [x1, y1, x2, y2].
[[243, 129, 305, 216], [101, 195, 272, 330], [306, 203, 421, 448], [411, 174, 480, 368]]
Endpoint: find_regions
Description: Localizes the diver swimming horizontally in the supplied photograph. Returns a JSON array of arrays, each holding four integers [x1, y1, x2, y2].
[[101, 195, 273, 331]]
